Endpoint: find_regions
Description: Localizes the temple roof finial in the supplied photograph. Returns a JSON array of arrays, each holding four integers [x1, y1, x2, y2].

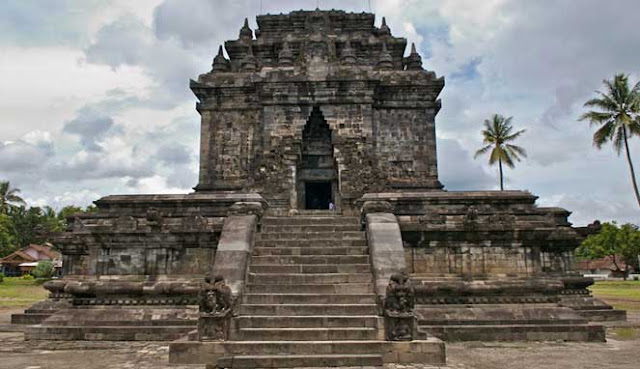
[[211, 45, 230, 72], [379, 17, 391, 36], [376, 42, 393, 70], [241, 44, 258, 72], [240, 17, 253, 40], [405, 42, 423, 70]]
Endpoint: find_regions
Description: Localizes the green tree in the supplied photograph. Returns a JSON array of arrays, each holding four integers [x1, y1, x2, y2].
[[0, 181, 26, 214], [8, 206, 50, 248], [56, 205, 97, 230], [474, 114, 527, 190], [41, 206, 65, 233], [32, 260, 55, 279], [0, 213, 16, 258], [579, 74, 640, 208], [576, 222, 640, 279]]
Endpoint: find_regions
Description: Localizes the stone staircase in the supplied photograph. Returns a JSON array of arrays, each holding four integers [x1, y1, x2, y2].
[[169, 214, 445, 368], [220, 215, 385, 368]]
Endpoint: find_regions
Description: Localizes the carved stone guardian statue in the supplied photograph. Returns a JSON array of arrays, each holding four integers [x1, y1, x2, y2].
[[383, 273, 418, 341], [197, 275, 233, 341]]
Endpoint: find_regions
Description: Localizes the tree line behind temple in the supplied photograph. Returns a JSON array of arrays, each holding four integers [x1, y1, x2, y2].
[[0, 181, 95, 258]]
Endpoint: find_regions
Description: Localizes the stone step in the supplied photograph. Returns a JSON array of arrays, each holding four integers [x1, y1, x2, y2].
[[247, 273, 372, 284], [11, 313, 53, 325], [257, 232, 365, 241], [261, 224, 362, 233], [418, 318, 587, 326], [243, 293, 376, 305], [236, 327, 378, 341], [202, 340, 387, 355], [421, 323, 606, 342], [25, 325, 194, 341], [255, 239, 367, 247], [262, 217, 360, 226], [216, 354, 383, 368], [235, 315, 381, 329], [239, 304, 379, 316], [250, 255, 369, 265], [246, 283, 374, 294], [253, 246, 369, 256], [39, 319, 197, 327], [576, 309, 627, 322], [249, 264, 371, 274]]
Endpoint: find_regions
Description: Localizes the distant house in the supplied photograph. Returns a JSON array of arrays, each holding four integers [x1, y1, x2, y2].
[[576, 255, 633, 279], [0, 244, 62, 277]]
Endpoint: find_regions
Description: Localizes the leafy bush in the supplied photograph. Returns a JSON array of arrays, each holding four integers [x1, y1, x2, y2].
[[32, 260, 55, 279], [0, 272, 4, 283], [21, 274, 34, 280]]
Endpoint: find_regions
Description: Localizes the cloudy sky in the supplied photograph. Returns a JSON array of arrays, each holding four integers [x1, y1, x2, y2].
[[1, 0, 639, 226]]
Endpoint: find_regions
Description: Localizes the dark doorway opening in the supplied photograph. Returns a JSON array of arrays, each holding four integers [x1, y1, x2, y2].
[[305, 181, 332, 210]]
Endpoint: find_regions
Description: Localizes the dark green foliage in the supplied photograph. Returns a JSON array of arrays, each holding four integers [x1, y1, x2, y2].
[[32, 260, 55, 279], [0, 181, 26, 215], [0, 181, 96, 257], [577, 222, 640, 279]]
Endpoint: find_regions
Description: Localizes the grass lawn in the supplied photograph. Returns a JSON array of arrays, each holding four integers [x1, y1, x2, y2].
[[590, 280, 640, 311], [0, 277, 49, 308]]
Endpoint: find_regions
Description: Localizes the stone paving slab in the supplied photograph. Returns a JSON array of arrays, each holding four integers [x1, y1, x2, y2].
[[2, 328, 640, 369], [1, 309, 639, 369]]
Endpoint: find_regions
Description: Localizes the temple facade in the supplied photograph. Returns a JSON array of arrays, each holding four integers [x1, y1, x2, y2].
[[192, 10, 442, 213], [15, 10, 624, 367]]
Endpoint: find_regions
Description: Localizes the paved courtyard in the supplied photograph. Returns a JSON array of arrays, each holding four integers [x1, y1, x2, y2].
[[1, 308, 638, 369]]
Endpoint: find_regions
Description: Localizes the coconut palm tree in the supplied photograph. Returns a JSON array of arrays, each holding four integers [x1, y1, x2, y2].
[[579, 74, 640, 208], [0, 181, 26, 214], [474, 114, 527, 191]]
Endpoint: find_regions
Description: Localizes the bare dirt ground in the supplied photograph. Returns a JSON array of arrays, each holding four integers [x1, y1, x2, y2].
[[0, 310, 638, 369]]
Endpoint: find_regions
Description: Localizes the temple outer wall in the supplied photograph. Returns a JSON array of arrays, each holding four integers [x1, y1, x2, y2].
[[358, 191, 581, 278], [54, 193, 267, 279]]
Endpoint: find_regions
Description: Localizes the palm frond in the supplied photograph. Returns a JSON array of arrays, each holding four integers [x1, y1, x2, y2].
[[502, 150, 516, 168], [503, 129, 526, 142], [628, 119, 640, 136], [489, 146, 501, 165], [578, 111, 614, 126], [592, 122, 616, 149], [506, 144, 527, 159], [613, 126, 625, 155], [474, 144, 493, 158]]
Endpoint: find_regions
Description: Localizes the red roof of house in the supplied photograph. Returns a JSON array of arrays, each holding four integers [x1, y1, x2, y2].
[[576, 255, 628, 271], [0, 244, 60, 265]]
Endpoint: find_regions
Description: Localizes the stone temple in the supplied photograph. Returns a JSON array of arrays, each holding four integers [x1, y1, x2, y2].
[[14, 9, 624, 368]]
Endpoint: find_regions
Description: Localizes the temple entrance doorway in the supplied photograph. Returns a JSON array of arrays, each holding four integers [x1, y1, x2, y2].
[[305, 181, 332, 209], [297, 107, 339, 210]]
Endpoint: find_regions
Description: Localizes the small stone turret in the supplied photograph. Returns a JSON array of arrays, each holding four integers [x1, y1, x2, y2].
[[376, 42, 393, 70], [211, 45, 231, 72], [278, 42, 294, 67], [341, 40, 357, 66], [379, 17, 391, 37], [405, 43, 423, 70], [239, 18, 253, 41], [241, 45, 258, 72]]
